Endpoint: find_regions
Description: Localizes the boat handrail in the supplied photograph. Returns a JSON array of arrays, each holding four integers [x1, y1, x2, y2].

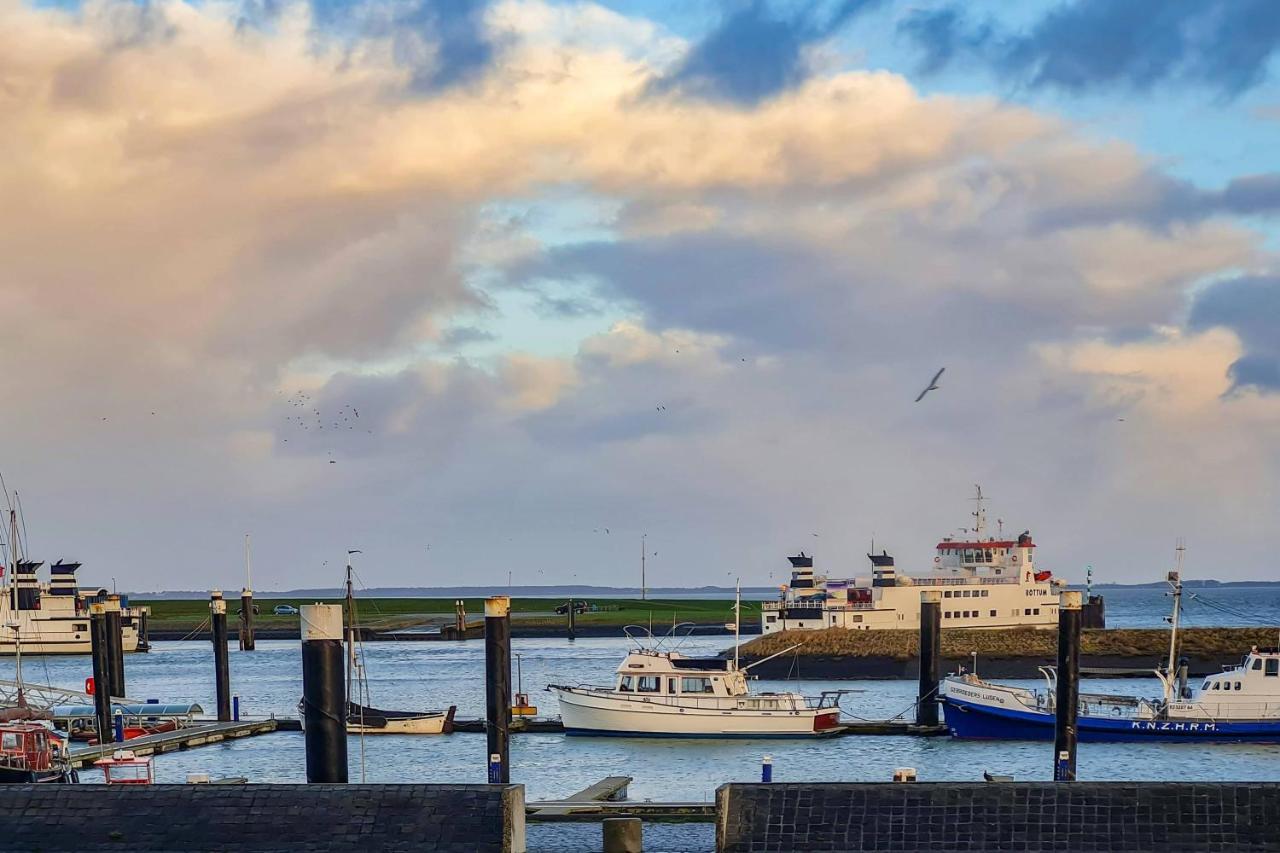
[[622, 622, 698, 653], [552, 685, 822, 712]]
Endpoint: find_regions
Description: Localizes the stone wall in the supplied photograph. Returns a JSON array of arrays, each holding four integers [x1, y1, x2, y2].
[[0, 783, 525, 852], [716, 782, 1280, 852]]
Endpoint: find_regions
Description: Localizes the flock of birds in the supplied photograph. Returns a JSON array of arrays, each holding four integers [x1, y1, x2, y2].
[[278, 390, 374, 464]]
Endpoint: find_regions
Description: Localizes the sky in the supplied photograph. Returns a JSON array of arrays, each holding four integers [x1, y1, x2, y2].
[[1, 0, 1278, 592]]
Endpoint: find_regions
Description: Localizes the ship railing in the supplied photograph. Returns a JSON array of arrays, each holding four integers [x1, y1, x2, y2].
[[761, 602, 876, 612], [557, 686, 816, 712], [908, 576, 1021, 587]]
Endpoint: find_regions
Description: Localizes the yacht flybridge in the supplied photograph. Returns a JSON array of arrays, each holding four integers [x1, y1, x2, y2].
[[762, 487, 1069, 634], [549, 587, 845, 737]]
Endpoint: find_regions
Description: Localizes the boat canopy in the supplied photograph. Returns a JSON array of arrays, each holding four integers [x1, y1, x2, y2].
[[50, 703, 203, 719]]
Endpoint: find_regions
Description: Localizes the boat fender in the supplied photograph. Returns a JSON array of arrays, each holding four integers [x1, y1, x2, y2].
[[1012, 555, 1019, 562], [934, 557, 940, 563]]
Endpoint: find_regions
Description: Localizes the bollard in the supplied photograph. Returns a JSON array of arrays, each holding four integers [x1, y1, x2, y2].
[[104, 595, 126, 699], [232, 694, 241, 722], [301, 604, 348, 783], [113, 710, 125, 744], [917, 590, 942, 727], [485, 595, 512, 783], [239, 587, 256, 651], [210, 590, 232, 722], [1053, 590, 1082, 781], [761, 755, 773, 783], [602, 817, 643, 853], [89, 604, 113, 744]]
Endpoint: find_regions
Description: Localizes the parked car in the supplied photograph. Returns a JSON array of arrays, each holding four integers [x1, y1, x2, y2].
[[272, 604, 300, 616], [554, 600, 589, 615]]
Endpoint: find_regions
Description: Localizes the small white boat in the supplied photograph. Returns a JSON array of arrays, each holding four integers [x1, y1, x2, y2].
[[549, 585, 845, 738]]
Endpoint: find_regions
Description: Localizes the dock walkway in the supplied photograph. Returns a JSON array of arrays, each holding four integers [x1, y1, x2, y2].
[[68, 718, 280, 768]]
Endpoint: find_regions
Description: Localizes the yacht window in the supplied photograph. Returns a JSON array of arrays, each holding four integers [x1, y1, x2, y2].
[[637, 676, 660, 693], [681, 677, 713, 694], [1267, 659, 1279, 677], [766, 615, 776, 623], [619, 676, 634, 692], [1212, 682, 1220, 690], [1234, 682, 1242, 690], [74, 623, 88, 632], [1252, 658, 1262, 670]]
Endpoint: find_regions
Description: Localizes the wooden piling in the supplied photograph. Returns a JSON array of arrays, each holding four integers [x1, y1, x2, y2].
[[104, 595, 126, 699], [917, 590, 941, 727], [1054, 590, 1082, 781], [485, 595, 512, 783], [89, 604, 114, 743], [239, 588, 256, 651], [301, 604, 348, 783], [210, 590, 232, 722]]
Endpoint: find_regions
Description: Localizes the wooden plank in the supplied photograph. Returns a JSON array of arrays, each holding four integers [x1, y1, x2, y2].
[[68, 719, 279, 769], [566, 775, 632, 802]]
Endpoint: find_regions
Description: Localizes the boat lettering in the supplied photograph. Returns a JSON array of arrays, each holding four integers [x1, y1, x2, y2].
[[1129, 721, 1217, 733]]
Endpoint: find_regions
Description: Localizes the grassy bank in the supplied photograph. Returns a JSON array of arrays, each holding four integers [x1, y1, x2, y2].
[[740, 627, 1278, 661], [136, 596, 750, 634]]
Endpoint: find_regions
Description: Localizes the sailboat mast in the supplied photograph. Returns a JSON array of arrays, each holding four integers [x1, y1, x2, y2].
[[345, 554, 356, 707], [734, 578, 741, 670], [1164, 543, 1185, 704]]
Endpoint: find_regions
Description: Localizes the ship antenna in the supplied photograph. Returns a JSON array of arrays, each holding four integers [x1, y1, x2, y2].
[[971, 485, 985, 536]]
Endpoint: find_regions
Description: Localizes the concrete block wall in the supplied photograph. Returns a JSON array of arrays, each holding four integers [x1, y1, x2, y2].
[[717, 782, 1280, 852], [0, 783, 525, 852]]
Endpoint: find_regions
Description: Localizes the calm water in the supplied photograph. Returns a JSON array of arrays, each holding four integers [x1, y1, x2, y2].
[[2, 589, 1275, 810]]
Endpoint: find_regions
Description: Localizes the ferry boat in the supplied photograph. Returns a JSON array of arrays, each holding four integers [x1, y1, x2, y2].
[[0, 504, 144, 655], [940, 555, 1280, 742], [761, 488, 1068, 635], [549, 588, 845, 738]]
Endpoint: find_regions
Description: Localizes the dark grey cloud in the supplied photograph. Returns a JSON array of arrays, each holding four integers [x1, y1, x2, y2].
[[1189, 274, 1280, 392], [649, 0, 883, 105], [440, 325, 497, 348], [900, 0, 1280, 98]]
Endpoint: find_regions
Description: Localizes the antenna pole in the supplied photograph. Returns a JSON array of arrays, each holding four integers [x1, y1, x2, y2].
[[244, 534, 252, 592], [641, 534, 647, 601], [734, 578, 741, 670]]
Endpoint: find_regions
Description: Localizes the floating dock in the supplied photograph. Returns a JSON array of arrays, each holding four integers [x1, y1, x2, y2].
[[449, 717, 948, 737], [68, 718, 281, 769]]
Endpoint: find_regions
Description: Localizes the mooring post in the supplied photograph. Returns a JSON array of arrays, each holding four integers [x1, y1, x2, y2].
[[602, 817, 643, 853], [210, 590, 232, 722], [454, 599, 467, 640], [566, 598, 576, 641], [917, 590, 942, 727], [485, 595, 512, 783], [89, 603, 114, 743], [104, 594, 126, 700], [1054, 590, 1082, 781], [301, 603, 348, 782], [136, 606, 151, 652], [761, 755, 773, 783], [239, 587, 256, 651]]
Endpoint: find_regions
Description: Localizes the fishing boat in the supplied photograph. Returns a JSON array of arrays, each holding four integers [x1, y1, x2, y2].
[[548, 585, 846, 737], [342, 554, 455, 735], [941, 547, 1280, 742]]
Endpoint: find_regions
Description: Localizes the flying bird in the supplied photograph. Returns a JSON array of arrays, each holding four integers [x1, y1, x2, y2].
[[914, 367, 946, 403]]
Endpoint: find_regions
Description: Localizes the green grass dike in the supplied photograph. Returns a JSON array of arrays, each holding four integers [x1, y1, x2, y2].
[[136, 596, 754, 635], [738, 626, 1280, 661]]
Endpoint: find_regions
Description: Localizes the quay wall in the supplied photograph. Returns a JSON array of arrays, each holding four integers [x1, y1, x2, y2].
[[0, 784, 525, 852], [716, 782, 1280, 852]]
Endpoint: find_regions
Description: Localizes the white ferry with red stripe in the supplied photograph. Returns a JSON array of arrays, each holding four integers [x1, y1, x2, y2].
[[761, 488, 1067, 635]]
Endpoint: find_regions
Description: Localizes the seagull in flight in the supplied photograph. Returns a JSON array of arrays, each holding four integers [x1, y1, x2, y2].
[[914, 367, 946, 403]]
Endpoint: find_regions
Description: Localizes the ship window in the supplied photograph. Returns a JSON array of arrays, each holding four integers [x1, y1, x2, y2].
[[989, 610, 996, 617], [637, 676, 660, 693], [681, 677, 713, 694], [982, 590, 989, 597], [944, 591, 952, 598], [1212, 682, 1220, 690], [1252, 658, 1262, 670], [1033, 609, 1040, 616], [1203, 681, 1211, 690], [0, 733, 18, 751], [74, 623, 88, 631], [1266, 659, 1279, 677], [766, 615, 776, 623], [984, 550, 993, 562], [619, 676, 634, 692], [1235, 682, 1242, 690]]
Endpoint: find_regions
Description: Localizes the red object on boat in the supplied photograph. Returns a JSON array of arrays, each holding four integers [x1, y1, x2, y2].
[[85, 677, 95, 696], [1034, 570, 1052, 582], [813, 711, 841, 731]]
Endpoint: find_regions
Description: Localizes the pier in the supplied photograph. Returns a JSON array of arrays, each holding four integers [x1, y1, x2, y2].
[[447, 716, 948, 736], [67, 718, 281, 769]]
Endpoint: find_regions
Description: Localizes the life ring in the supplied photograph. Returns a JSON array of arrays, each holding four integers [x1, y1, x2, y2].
[[934, 556, 940, 563], [1012, 555, 1019, 562]]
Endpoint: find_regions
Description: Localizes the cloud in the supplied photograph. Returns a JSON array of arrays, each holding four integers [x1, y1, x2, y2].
[[1189, 274, 1280, 392], [648, 0, 883, 104], [900, 0, 1280, 98]]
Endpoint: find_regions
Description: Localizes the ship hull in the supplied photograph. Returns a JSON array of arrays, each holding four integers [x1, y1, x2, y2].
[[943, 696, 1280, 743], [551, 687, 840, 738]]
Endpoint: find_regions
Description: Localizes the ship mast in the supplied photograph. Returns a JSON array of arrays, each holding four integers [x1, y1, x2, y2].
[[971, 485, 986, 537], [733, 578, 741, 671], [1163, 542, 1185, 705], [344, 550, 361, 710]]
